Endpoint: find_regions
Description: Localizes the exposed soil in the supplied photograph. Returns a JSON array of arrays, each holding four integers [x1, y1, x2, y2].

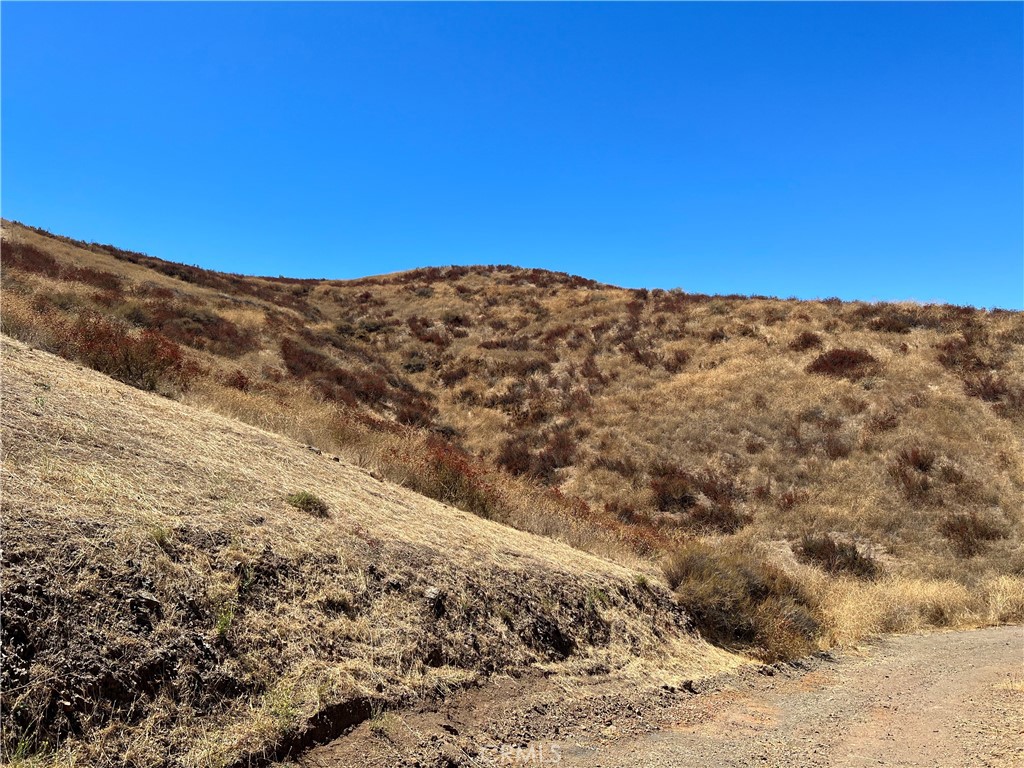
[[294, 626, 1023, 768]]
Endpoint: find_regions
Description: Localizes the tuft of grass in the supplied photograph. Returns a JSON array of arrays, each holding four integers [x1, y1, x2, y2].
[[286, 491, 330, 517], [215, 604, 235, 639]]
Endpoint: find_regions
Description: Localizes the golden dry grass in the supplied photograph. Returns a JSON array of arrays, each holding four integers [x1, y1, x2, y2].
[[1, 337, 735, 766]]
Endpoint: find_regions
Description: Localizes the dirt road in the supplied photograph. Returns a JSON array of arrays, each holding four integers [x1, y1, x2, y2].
[[297, 626, 1022, 768], [559, 626, 1023, 768]]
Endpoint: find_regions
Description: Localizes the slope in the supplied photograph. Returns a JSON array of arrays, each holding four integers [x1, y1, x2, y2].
[[0, 337, 736, 766]]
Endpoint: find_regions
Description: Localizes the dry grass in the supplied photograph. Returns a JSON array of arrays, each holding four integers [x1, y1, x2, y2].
[[2, 219, 1023, 763], [1, 338, 720, 766]]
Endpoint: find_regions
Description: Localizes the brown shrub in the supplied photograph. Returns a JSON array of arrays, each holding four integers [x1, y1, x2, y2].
[[796, 534, 879, 579], [63, 265, 124, 292], [935, 335, 985, 372], [869, 307, 923, 334], [822, 433, 853, 460], [591, 454, 640, 478], [496, 434, 534, 476], [651, 465, 747, 533], [407, 316, 449, 347], [3, 240, 62, 278], [534, 428, 577, 480], [777, 487, 806, 510], [650, 464, 697, 512], [409, 437, 500, 519], [963, 372, 1010, 402], [663, 348, 691, 373], [939, 512, 1010, 557], [224, 369, 251, 392], [439, 365, 470, 387], [806, 349, 878, 380], [888, 446, 937, 500], [789, 331, 823, 351]]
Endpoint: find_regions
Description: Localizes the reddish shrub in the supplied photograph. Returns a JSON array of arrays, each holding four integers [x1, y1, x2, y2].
[[3, 240, 62, 278], [439, 365, 470, 387], [777, 487, 806, 510], [936, 336, 985, 372], [58, 312, 195, 391], [789, 331, 823, 351], [963, 372, 1010, 402], [663, 349, 691, 373], [887, 446, 936, 500], [396, 400, 435, 427], [806, 349, 878, 380], [534, 428, 577, 480], [225, 369, 251, 391], [63, 265, 123, 292], [407, 316, 449, 347], [650, 464, 697, 512]]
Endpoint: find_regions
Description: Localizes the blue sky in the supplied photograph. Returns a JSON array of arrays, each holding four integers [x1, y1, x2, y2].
[[2, 2, 1022, 308]]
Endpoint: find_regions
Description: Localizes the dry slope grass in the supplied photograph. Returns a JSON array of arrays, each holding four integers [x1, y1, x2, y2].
[[0, 338, 736, 766]]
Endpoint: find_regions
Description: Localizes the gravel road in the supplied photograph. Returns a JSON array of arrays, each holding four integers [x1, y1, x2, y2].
[[558, 626, 1023, 768]]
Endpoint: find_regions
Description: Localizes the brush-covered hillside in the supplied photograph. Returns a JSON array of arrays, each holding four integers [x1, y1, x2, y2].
[[2, 220, 1023, 761]]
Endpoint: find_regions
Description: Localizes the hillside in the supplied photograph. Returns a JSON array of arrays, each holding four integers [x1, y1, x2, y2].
[[1, 337, 735, 765], [2, 219, 1023, 762]]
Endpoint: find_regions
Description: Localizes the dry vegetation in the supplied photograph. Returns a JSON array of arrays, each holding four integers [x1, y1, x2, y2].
[[2, 219, 1023, 764], [1, 338, 732, 766]]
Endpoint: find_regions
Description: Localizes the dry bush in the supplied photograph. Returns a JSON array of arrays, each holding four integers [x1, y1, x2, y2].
[[869, 307, 925, 334], [938, 512, 1010, 557], [936, 335, 985, 372], [650, 463, 697, 512], [401, 437, 502, 519], [887, 446, 937, 501], [663, 542, 820, 662], [806, 348, 879, 380], [796, 534, 879, 579], [820, 577, 975, 642], [789, 330, 823, 351], [591, 454, 640, 479], [16, 309, 198, 393], [963, 372, 1010, 402], [649, 465, 747, 533], [224, 368, 251, 392]]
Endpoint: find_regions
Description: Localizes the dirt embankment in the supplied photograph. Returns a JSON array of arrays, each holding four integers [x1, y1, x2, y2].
[[297, 626, 1022, 768]]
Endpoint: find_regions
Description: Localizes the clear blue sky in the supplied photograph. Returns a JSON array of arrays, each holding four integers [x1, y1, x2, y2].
[[2, 2, 1022, 308]]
